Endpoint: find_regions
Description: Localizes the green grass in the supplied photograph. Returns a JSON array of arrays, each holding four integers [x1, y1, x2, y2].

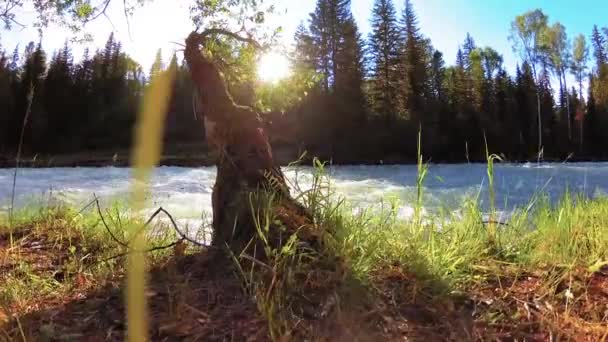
[[331, 190, 608, 285], [224, 157, 608, 339], [0, 202, 178, 316], [2, 160, 608, 339]]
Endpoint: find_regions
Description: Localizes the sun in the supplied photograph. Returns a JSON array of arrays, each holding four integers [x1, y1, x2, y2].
[[258, 52, 291, 83]]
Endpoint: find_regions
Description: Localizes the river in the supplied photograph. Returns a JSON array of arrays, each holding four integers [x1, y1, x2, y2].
[[1, 163, 608, 225]]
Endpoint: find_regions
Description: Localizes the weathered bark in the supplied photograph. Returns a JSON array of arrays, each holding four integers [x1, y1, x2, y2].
[[183, 31, 317, 253]]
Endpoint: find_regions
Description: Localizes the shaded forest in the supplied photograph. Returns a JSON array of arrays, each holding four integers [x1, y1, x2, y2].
[[1, 0, 608, 164]]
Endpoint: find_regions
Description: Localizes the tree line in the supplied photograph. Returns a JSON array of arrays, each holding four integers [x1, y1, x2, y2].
[[1, 0, 608, 163], [290, 0, 608, 162], [0, 33, 205, 156]]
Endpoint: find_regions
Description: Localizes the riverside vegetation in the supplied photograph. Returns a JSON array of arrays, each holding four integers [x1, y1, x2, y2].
[[1, 158, 607, 341]]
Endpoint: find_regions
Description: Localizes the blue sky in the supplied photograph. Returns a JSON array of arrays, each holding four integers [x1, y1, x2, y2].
[[1, 0, 606, 76]]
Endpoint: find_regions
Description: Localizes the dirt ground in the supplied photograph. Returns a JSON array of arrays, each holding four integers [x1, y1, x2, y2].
[[1, 227, 607, 341]]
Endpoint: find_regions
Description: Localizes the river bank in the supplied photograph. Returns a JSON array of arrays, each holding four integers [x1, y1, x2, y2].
[[4, 139, 608, 169], [1, 192, 607, 340], [2, 149, 608, 169]]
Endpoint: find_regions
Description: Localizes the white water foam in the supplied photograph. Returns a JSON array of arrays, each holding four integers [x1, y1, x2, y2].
[[2, 163, 608, 223]]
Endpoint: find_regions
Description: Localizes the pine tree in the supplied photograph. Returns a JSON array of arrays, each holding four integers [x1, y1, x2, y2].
[[462, 32, 477, 71], [590, 26, 608, 110], [16, 42, 47, 151], [308, 0, 352, 93], [453, 48, 469, 119], [293, 23, 315, 72], [493, 68, 517, 153], [44, 41, 75, 150], [335, 17, 367, 129], [428, 50, 445, 103], [368, 0, 400, 120], [591, 25, 607, 69], [150, 48, 164, 79], [515, 62, 537, 155], [0, 46, 14, 151], [584, 74, 603, 156], [399, 0, 427, 122]]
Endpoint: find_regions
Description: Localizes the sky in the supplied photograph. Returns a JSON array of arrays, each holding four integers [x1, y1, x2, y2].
[[1, 0, 607, 77]]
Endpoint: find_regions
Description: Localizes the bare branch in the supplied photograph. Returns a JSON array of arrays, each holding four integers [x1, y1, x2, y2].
[[98, 238, 185, 264], [0, 0, 25, 29], [93, 194, 129, 248], [190, 28, 262, 49], [122, 0, 133, 40], [152, 207, 210, 247], [83, 0, 113, 24]]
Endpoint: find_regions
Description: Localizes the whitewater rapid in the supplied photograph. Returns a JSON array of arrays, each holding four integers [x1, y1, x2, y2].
[[1, 163, 608, 225]]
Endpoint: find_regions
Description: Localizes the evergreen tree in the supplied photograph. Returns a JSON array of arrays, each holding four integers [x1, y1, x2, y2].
[[590, 26, 608, 109], [399, 0, 427, 122], [515, 62, 537, 156], [334, 17, 367, 130], [584, 74, 604, 156], [44, 41, 75, 150], [368, 0, 400, 120], [493, 68, 517, 154], [11, 42, 47, 151], [293, 23, 316, 72], [428, 50, 445, 103], [150, 48, 164, 79], [0, 46, 14, 151], [591, 25, 607, 69], [462, 32, 477, 71]]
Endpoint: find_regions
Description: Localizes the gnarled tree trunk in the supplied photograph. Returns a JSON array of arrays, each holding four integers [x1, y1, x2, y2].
[[184, 31, 317, 253]]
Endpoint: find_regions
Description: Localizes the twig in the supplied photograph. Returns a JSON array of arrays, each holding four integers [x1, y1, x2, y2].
[[76, 198, 98, 216], [190, 28, 263, 50], [240, 253, 273, 272], [99, 238, 185, 264], [152, 207, 209, 247], [170, 41, 186, 47], [123, 0, 132, 40], [0, 0, 26, 29], [93, 197, 212, 267], [103, 11, 116, 32], [93, 194, 129, 248], [83, 0, 112, 24]]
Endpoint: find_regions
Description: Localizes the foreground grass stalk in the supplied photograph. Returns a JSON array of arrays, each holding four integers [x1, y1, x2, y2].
[[9, 85, 35, 249], [127, 67, 175, 342], [485, 134, 502, 247], [415, 128, 428, 230]]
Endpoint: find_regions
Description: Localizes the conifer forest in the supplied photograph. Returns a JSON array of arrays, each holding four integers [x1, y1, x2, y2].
[[1, 0, 608, 163]]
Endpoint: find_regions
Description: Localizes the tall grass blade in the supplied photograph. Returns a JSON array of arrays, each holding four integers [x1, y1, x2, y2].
[[127, 67, 175, 342]]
